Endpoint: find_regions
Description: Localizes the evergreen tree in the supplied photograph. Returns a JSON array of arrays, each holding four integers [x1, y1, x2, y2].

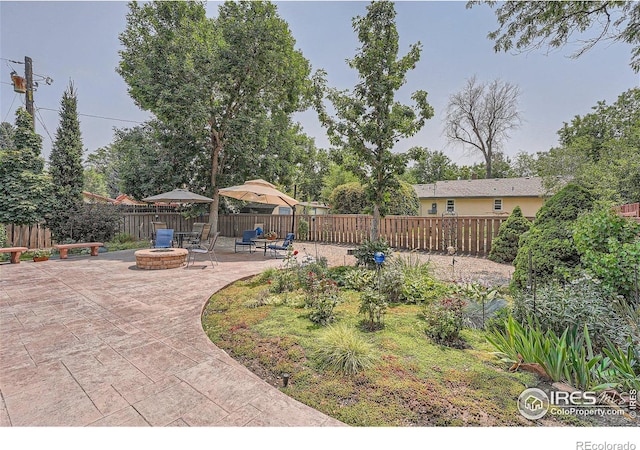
[[47, 81, 86, 241], [0, 108, 52, 226], [488, 206, 531, 264]]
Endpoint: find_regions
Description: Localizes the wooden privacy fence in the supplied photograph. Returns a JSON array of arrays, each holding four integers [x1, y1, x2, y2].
[[218, 214, 526, 256], [5, 213, 523, 256], [3, 212, 209, 248]]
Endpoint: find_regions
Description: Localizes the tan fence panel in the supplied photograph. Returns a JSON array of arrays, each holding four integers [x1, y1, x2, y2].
[[4, 213, 523, 256]]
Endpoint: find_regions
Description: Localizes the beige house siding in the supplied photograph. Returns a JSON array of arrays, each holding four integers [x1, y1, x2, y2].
[[415, 177, 548, 217], [419, 196, 543, 217]]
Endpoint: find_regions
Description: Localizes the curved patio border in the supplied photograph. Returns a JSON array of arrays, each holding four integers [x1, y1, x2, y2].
[[0, 248, 343, 426]]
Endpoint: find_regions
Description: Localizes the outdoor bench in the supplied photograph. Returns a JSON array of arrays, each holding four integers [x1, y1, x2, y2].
[[0, 247, 29, 264], [54, 242, 104, 259]]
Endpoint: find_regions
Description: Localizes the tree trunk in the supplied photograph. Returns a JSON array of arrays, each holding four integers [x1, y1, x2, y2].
[[486, 148, 493, 179], [209, 129, 222, 234], [371, 203, 380, 241]]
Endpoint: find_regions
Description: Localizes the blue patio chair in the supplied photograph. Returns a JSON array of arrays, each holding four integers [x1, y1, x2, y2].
[[235, 229, 257, 253], [154, 229, 174, 248], [267, 233, 295, 258]]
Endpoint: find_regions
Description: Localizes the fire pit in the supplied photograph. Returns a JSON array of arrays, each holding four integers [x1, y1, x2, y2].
[[134, 248, 188, 270]]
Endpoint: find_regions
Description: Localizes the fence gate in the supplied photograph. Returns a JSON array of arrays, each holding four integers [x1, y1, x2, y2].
[[441, 211, 458, 253]]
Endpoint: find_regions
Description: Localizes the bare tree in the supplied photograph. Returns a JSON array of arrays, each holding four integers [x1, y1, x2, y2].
[[445, 76, 521, 178]]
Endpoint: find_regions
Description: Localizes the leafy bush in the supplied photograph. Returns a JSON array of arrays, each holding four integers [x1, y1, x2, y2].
[[329, 180, 419, 216], [0, 223, 6, 248], [267, 269, 297, 294], [55, 203, 122, 243], [402, 275, 450, 304], [329, 182, 367, 214], [305, 272, 342, 325], [573, 206, 640, 301], [488, 206, 531, 264], [359, 288, 388, 330], [112, 232, 136, 244], [342, 267, 376, 291], [421, 297, 466, 345], [314, 324, 377, 375], [326, 265, 352, 286], [353, 238, 391, 269], [297, 217, 309, 240], [512, 274, 634, 351], [378, 265, 404, 303]]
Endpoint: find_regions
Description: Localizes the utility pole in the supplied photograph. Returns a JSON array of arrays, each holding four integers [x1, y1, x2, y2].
[[24, 56, 35, 128]]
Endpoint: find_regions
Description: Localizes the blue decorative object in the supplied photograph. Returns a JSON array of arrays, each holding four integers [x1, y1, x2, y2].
[[255, 227, 263, 236], [374, 251, 385, 264]]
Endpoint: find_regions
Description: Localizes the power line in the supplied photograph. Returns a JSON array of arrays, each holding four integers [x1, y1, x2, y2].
[[37, 107, 145, 124], [35, 108, 54, 143], [3, 92, 20, 122]]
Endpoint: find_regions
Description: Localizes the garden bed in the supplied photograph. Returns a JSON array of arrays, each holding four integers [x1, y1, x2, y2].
[[202, 275, 582, 427]]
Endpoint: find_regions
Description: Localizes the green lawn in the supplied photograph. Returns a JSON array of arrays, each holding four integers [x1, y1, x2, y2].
[[201, 276, 580, 426]]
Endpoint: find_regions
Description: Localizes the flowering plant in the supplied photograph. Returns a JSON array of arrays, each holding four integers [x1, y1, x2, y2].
[[264, 231, 278, 240], [33, 248, 51, 258]]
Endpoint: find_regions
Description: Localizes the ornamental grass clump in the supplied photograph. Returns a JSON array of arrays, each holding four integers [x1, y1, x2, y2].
[[314, 324, 378, 376]]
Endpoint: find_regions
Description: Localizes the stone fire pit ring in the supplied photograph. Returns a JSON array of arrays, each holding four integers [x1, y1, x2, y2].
[[134, 248, 188, 270]]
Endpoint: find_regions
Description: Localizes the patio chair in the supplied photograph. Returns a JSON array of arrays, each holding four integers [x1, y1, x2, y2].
[[235, 229, 257, 253], [151, 221, 167, 246], [267, 232, 295, 258], [154, 229, 174, 248], [187, 232, 220, 268], [188, 223, 211, 247]]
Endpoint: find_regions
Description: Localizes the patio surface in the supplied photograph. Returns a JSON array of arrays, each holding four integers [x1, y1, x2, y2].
[[0, 239, 344, 427]]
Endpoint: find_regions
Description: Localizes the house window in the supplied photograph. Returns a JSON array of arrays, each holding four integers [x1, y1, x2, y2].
[[493, 199, 503, 211], [446, 199, 455, 213], [278, 206, 291, 215]]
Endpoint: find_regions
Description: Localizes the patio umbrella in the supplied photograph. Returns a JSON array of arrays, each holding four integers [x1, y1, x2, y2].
[[218, 179, 298, 207], [142, 188, 213, 204]]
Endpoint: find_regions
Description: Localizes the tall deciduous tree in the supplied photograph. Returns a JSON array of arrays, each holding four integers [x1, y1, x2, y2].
[[317, 1, 434, 240], [118, 1, 312, 233], [445, 76, 521, 178], [0, 108, 51, 226], [470, 1, 640, 73], [48, 81, 85, 241], [537, 87, 640, 203]]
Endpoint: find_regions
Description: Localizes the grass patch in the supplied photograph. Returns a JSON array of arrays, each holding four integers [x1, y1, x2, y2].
[[202, 273, 585, 427]]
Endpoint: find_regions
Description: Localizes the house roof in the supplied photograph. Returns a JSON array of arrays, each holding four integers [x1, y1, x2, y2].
[[414, 177, 547, 199]]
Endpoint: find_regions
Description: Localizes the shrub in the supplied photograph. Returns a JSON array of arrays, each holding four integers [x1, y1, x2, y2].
[[329, 182, 367, 214], [0, 223, 6, 248], [573, 206, 640, 301], [512, 274, 634, 351], [314, 324, 377, 375], [378, 265, 404, 303], [353, 238, 391, 269], [342, 267, 376, 291], [305, 272, 342, 325], [112, 232, 136, 244], [488, 206, 531, 264], [297, 217, 309, 240], [267, 268, 297, 294], [326, 265, 352, 287], [421, 297, 466, 345], [512, 183, 595, 289], [359, 288, 388, 330], [402, 275, 450, 304], [57, 203, 122, 243]]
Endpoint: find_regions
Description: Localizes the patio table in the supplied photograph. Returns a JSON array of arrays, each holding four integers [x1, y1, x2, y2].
[[174, 231, 199, 248], [252, 238, 274, 256]]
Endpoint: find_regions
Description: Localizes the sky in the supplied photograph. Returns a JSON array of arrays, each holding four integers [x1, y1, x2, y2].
[[1, 0, 638, 169]]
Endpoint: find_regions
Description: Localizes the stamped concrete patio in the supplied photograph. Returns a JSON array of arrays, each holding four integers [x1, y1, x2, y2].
[[0, 242, 343, 427]]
